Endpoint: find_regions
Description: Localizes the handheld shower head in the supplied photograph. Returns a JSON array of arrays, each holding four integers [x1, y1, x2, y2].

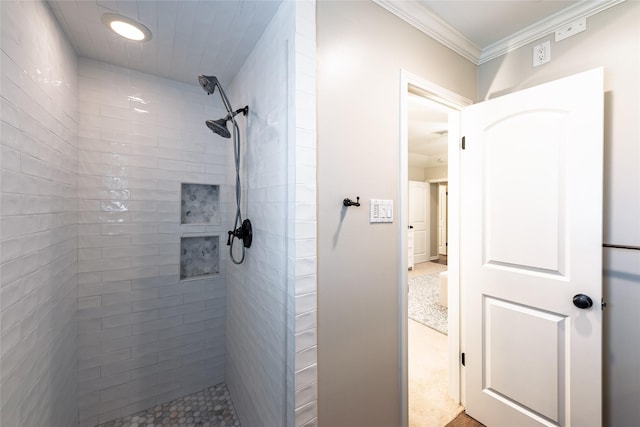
[[198, 71, 251, 264], [205, 119, 231, 138], [198, 75, 218, 95]]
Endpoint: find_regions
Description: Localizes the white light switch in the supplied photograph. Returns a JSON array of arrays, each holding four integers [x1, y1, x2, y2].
[[370, 199, 393, 223]]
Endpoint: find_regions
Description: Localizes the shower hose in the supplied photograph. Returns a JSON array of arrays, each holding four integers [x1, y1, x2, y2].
[[229, 117, 246, 265]]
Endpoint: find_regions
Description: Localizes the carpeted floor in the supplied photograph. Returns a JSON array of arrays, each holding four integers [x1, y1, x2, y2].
[[408, 272, 448, 335], [408, 263, 462, 427], [409, 319, 463, 427]]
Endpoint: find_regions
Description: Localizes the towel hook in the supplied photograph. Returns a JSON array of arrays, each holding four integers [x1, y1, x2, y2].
[[343, 196, 360, 207]]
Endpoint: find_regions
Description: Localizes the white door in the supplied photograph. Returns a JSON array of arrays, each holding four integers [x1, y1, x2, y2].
[[438, 184, 448, 256], [461, 68, 603, 427], [409, 180, 428, 263]]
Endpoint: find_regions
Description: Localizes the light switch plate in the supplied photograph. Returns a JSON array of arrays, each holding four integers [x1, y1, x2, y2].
[[370, 199, 393, 223]]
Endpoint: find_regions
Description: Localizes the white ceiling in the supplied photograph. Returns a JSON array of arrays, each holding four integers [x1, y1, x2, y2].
[[46, 0, 622, 169], [47, 0, 282, 88], [407, 94, 449, 168], [420, 0, 580, 49]]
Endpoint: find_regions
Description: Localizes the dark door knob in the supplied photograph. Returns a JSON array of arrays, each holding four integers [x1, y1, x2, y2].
[[573, 294, 593, 309]]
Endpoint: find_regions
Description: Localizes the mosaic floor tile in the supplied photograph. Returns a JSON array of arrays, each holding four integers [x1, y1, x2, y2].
[[97, 383, 241, 427]]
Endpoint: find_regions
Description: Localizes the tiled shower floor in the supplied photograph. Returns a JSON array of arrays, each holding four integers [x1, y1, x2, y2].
[[97, 383, 241, 427]]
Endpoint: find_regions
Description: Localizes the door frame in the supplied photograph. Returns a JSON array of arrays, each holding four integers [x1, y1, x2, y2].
[[399, 69, 472, 427]]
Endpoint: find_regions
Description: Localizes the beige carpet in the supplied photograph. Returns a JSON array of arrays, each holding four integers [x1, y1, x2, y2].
[[409, 260, 447, 278], [409, 262, 463, 427]]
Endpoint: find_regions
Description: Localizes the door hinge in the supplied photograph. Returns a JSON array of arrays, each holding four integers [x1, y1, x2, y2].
[[461, 136, 466, 150], [461, 352, 466, 366], [602, 298, 607, 311]]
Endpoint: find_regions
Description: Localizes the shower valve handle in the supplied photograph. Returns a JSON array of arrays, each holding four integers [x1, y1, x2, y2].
[[227, 228, 243, 246], [227, 219, 253, 248], [227, 227, 244, 246]]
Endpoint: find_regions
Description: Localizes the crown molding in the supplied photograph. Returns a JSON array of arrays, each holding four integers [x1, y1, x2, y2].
[[479, 0, 626, 64], [373, 0, 626, 66], [372, 0, 481, 64]]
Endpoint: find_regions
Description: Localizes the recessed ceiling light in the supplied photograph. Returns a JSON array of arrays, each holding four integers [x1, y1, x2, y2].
[[101, 13, 152, 42]]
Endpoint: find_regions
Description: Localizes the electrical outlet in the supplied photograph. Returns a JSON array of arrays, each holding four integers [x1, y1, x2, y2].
[[533, 40, 551, 67]]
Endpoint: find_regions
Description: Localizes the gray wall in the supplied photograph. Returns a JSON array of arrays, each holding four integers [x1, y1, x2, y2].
[[316, 1, 476, 425], [1, 1, 79, 426], [318, 1, 638, 426], [477, 2, 639, 425]]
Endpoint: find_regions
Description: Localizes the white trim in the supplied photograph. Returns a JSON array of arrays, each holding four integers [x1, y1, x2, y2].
[[375, 0, 625, 65], [479, 0, 626, 64], [374, 0, 480, 64], [445, 111, 462, 403], [427, 178, 448, 184], [399, 73, 410, 427], [399, 69, 472, 427]]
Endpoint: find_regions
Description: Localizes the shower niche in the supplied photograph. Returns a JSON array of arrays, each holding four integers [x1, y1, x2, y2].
[[180, 235, 219, 279], [181, 183, 220, 224], [180, 183, 221, 280]]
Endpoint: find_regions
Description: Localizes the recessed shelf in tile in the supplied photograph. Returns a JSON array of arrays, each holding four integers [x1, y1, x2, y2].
[[180, 235, 220, 279], [181, 183, 220, 224]]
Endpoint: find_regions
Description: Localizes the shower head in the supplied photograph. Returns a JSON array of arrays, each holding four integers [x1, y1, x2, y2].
[[199, 71, 249, 139], [198, 72, 251, 264], [205, 107, 249, 139], [206, 118, 231, 138], [198, 75, 218, 95]]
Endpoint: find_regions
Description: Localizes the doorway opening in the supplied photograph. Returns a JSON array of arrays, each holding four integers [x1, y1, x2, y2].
[[399, 70, 472, 427]]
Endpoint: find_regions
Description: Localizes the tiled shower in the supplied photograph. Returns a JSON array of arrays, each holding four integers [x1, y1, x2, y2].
[[76, 58, 230, 425], [0, 1, 317, 426]]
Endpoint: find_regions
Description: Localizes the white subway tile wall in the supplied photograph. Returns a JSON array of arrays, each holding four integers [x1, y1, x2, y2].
[[76, 59, 230, 426], [224, 2, 291, 426], [1, 1, 317, 426], [224, 2, 318, 427], [292, 3, 318, 426], [1, 1, 79, 426]]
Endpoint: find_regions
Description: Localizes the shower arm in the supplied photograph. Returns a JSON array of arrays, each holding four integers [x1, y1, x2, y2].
[[215, 84, 249, 124]]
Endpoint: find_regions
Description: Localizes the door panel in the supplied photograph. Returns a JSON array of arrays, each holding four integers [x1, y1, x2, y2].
[[484, 113, 566, 274], [409, 180, 428, 263], [462, 68, 603, 427], [438, 184, 448, 255], [483, 297, 567, 424]]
